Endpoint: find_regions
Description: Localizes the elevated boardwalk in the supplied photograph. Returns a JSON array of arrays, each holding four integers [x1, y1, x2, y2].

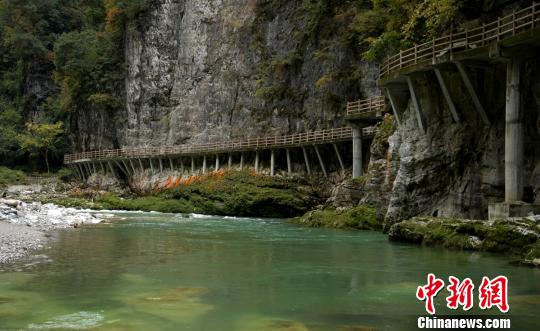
[[65, 126, 379, 180], [380, 2, 540, 84], [346, 95, 386, 121]]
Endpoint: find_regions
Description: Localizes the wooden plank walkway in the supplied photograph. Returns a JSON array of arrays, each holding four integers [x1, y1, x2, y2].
[[64, 126, 378, 164], [380, 2, 540, 79], [346, 95, 385, 116]]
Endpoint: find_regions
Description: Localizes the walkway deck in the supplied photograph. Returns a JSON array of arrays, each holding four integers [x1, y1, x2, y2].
[[64, 126, 377, 164], [380, 2, 540, 83]]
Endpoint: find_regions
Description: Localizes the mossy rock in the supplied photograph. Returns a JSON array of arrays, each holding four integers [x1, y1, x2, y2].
[[290, 205, 380, 230], [388, 217, 540, 266]]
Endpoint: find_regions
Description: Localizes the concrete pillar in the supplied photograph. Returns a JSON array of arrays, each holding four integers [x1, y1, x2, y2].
[[149, 158, 154, 174], [286, 148, 292, 176], [302, 147, 311, 175], [228, 154, 233, 168], [505, 58, 523, 203], [191, 157, 195, 174], [384, 87, 402, 126], [76, 164, 85, 181], [314, 145, 327, 178], [203, 156, 207, 174], [107, 161, 116, 177], [240, 153, 244, 170], [180, 158, 184, 174], [169, 158, 174, 171], [215, 154, 220, 171], [270, 150, 275, 176], [255, 151, 260, 172], [100, 162, 105, 174], [159, 158, 163, 173], [352, 125, 363, 178], [333, 143, 345, 172], [121, 160, 131, 176]]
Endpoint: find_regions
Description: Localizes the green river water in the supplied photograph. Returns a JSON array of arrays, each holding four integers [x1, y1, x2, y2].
[[1, 212, 539, 330]]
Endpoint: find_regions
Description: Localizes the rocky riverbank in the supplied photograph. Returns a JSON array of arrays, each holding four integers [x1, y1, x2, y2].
[[0, 199, 105, 265], [388, 216, 540, 267]]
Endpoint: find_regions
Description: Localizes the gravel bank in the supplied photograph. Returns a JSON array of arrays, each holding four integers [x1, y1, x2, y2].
[[0, 199, 106, 265]]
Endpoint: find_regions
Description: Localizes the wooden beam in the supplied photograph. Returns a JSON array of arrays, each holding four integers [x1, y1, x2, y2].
[[314, 145, 327, 178], [433, 67, 460, 124], [454, 61, 490, 125], [302, 147, 311, 175], [384, 87, 402, 126], [333, 143, 345, 172], [406, 76, 427, 134]]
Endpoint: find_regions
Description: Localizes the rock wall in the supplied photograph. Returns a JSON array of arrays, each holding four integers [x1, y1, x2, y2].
[[117, 0, 377, 147]]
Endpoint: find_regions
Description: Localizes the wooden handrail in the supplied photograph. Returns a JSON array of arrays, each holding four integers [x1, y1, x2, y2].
[[64, 126, 378, 164], [346, 95, 385, 116], [380, 2, 540, 79]]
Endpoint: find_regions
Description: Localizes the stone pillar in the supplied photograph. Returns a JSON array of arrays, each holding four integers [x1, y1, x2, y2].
[[505, 58, 523, 202], [286, 148, 292, 176], [352, 124, 363, 178], [270, 150, 275, 176]]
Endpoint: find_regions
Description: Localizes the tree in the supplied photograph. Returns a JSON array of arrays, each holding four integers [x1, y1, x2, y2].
[[17, 121, 64, 173]]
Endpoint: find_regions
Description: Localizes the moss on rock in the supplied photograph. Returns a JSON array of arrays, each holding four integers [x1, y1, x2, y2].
[[290, 205, 380, 230], [388, 217, 540, 266]]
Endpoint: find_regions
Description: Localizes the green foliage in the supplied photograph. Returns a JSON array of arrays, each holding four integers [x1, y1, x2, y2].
[[290, 205, 380, 230], [0, 166, 27, 188], [17, 121, 64, 173]]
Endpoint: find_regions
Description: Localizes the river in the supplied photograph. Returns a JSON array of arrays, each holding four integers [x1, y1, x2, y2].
[[1, 212, 539, 330]]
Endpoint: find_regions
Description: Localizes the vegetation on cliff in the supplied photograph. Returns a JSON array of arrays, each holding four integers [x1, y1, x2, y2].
[[388, 216, 540, 266]]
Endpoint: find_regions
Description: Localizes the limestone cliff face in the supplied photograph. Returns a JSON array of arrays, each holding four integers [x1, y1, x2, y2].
[[119, 0, 377, 147]]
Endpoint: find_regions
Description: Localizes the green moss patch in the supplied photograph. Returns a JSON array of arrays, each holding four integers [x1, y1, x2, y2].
[[290, 205, 380, 230], [388, 217, 540, 266], [0, 167, 28, 188]]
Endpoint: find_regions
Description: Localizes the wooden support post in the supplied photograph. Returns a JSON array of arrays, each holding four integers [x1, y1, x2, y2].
[[352, 125, 363, 178], [333, 143, 345, 172], [159, 158, 163, 173], [314, 145, 327, 178], [254, 151, 260, 172], [114, 160, 128, 177], [406, 76, 427, 134], [505, 58, 523, 202], [384, 87, 402, 126], [129, 159, 136, 174], [228, 154, 232, 169], [434, 67, 460, 124], [286, 148, 292, 176], [215, 154, 220, 171], [302, 147, 311, 175], [107, 161, 116, 177], [121, 160, 131, 176], [270, 150, 275, 176], [240, 153, 244, 170], [203, 156, 207, 174], [169, 158, 174, 171], [138, 159, 144, 172], [455, 61, 490, 125]]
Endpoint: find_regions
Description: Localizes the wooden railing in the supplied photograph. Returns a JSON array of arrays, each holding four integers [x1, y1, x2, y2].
[[64, 126, 377, 164], [380, 2, 540, 78], [346, 95, 385, 116]]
